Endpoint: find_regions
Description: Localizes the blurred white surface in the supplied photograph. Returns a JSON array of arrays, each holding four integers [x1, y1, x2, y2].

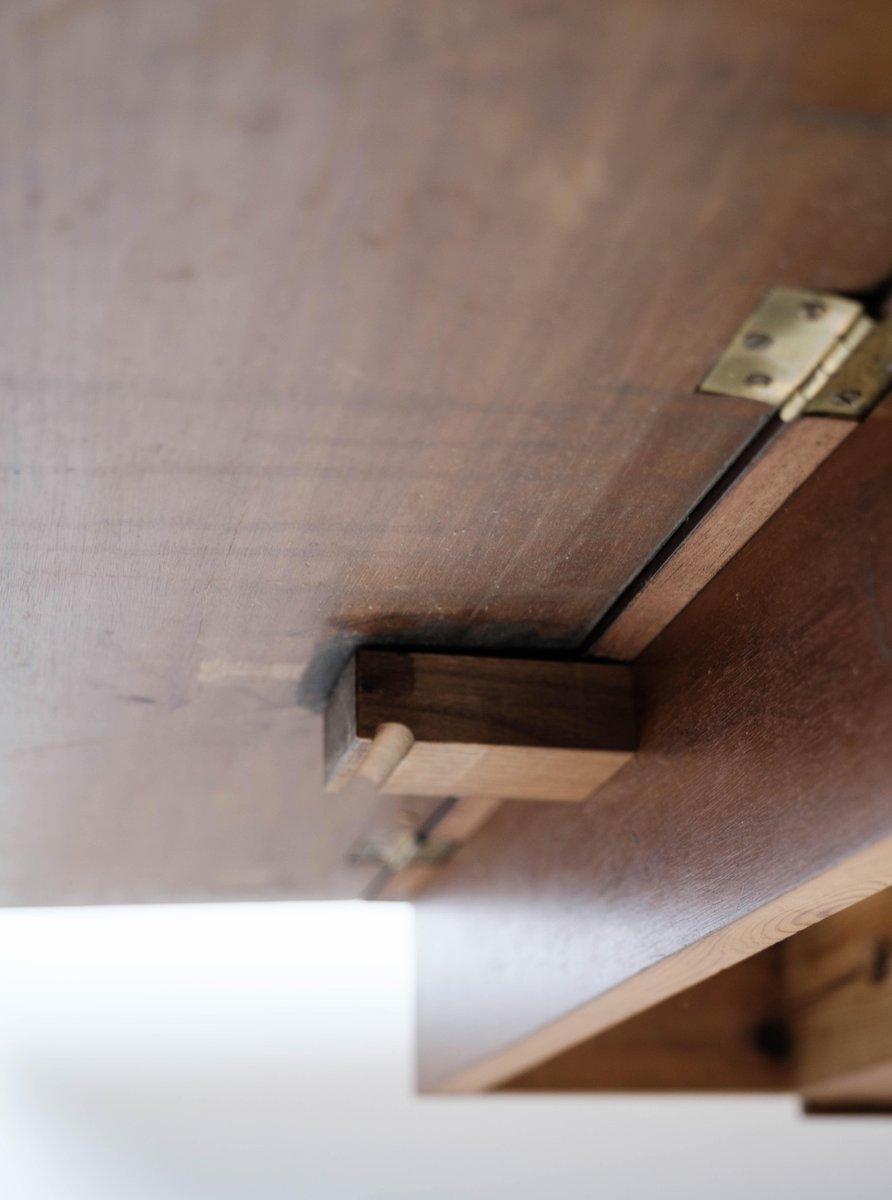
[[0, 902, 888, 1199]]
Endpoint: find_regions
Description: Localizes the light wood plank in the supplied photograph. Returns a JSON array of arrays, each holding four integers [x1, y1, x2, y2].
[[503, 950, 792, 1093], [787, 889, 892, 1111]]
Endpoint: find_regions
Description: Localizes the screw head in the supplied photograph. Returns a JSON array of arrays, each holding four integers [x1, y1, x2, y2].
[[835, 389, 862, 407], [744, 331, 773, 350], [745, 371, 773, 387], [801, 299, 827, 320]]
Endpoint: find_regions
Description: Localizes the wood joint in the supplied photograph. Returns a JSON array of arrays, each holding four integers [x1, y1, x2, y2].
[[324, 649, 637, 803]]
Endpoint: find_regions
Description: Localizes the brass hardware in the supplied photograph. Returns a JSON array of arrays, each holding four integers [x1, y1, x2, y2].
[[700, 288, 862, 406], [349, 829, 459, 874], [800, 320, 892, 420], [699, 287, 892, 421], [778, 314, 874, 422]]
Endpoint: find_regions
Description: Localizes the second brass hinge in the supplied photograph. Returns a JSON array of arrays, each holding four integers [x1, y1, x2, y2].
[[349, 829, 459, 874], [699, 287, 892, 422]]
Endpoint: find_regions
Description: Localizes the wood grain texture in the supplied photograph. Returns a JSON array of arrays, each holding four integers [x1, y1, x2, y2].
[[425, 841, 892, 1093], [503, 950, 791, 1093], [416, 396, 892, 1092], [591, 416, 853, 660], [787, 889, 892, 1109], [3, 0, 892, 901], [325, 650, 636, 800], [382, 404, 851, 897], [499, 887, 892, 1101]]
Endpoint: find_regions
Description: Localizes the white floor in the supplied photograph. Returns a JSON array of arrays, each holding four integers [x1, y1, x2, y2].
[[0, 901, 887, 1200]]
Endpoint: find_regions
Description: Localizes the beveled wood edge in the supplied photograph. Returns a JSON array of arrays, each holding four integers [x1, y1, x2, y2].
[[589, 416, 853, 660], [423, 836, 892, 1093]]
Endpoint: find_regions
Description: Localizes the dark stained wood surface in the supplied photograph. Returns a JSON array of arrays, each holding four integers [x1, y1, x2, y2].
[[589, 415, 853, 660], [415, 396, 892, 1091], [3, 0, 892, 902]]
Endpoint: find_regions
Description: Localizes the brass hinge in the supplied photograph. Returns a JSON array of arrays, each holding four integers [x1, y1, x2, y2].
[[699, 287, 892, 422], [349, 829, 459, 874]]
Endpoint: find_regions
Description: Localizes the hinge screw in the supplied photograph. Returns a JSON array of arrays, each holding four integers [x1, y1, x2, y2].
[[745, 371, 773, 387], [744, 332, 773, 350], [834, 389, 862, 407], [801, 299, 827, 320]]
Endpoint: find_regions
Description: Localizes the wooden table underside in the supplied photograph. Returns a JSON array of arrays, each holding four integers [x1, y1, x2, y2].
[[416, 397, 892, 1093], [4, 0, 892, 905]]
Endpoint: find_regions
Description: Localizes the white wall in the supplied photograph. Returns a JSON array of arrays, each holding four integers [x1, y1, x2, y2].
[[0, 902, 888, 1200]]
